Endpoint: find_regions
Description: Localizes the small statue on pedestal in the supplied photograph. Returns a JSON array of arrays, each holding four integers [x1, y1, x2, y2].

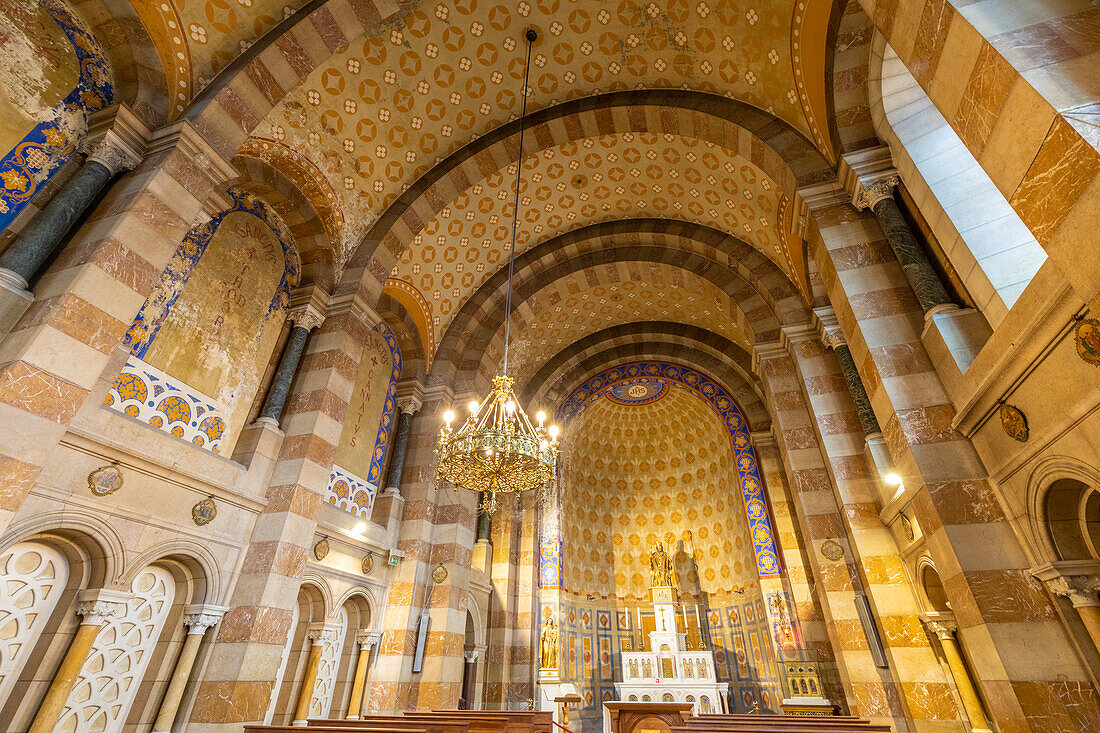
[[650, 542, 675, 587], [539, 616, 559, 669]]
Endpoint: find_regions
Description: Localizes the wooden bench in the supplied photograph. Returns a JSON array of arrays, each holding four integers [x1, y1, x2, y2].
[[431, 710, 552, 733], [247, 727, 425, 733], [304, 719, 468, 733], [672, 718, 892, 733]]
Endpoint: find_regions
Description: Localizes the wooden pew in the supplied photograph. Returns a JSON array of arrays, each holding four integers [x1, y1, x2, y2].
[[306, 717, 479, 733], [247, 727, 425, 733], [430, 710, 552, 733], [671, 718, 892, 733]]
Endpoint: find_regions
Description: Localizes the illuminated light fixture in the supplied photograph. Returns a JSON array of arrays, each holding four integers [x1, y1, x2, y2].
[[883, 473, 903, 487], [435, 29, 559, 514]]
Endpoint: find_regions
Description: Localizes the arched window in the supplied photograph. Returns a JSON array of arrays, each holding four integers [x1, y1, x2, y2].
[[310, 607, 348, 718], [56, 565, 175, 732], [0, 542, 70, 702], [874, 40, 1046, 327]]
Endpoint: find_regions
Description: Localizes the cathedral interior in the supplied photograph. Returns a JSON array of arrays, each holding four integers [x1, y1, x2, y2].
[[0, 0, 1098, 731]]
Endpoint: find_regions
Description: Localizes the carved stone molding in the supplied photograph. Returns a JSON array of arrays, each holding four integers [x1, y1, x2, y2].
[[821, 327, 846, 350], [75, 588, 131, 625], [357, 630, 383, 649], [396, 380, 426, 415], [920, 617, 958, 640], [291, 302, 326, 331], [464, 648, 480, 662], [852, 176, 900, 212], [1033, 562, 1100, 608], [83, 132, 143, 175], [183, 603, 228, 634], [307, 622, 341, 644]]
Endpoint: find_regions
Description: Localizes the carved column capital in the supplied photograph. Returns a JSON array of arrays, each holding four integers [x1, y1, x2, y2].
[[920, 616, 958, 640], [307, 622, 341, 644], [357, 630, 382, 649], [820, 327, 846, 350], [852, 176, 899, 211], [396, 380, 426, 415], [464, 648, 480, 663], [183, 604, 228, 634], [290, 303, 326, 331], [76, 588, 131, 625], [1043, 574, 1100, 608], [82, 131, 143, 175]]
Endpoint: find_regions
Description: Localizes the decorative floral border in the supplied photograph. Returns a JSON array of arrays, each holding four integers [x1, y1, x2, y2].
[[0, 0, 113, 230], [543, 361, 782, 586], [365, 320, 402, 486]]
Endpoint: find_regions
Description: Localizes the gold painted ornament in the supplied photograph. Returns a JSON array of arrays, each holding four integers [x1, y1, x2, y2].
[[432, 563, 448, 583], [900, 514, 915, 541], [1074, 317, 1100, 366], [192, 497, 217, 526], [313, 538, 330, 561], [1000, 404, 1029, 443], [820, 540, 844, 561], [88, 463, 123, 496], [361, 553, 374, 575]]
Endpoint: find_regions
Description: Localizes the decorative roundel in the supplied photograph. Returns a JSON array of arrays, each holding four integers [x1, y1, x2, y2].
[[605, 378, 668, 406]]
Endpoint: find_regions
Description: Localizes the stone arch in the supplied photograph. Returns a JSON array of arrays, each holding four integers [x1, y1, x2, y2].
[[1026, 456, 1100, 565], [233, 153, 341, 292], [828, 1, 877, 156], [314, 90, 833, 304], [0, 510, 126, 589], [431, 219, 808, 376], [79, 0, 172, 126], [122, 539, 224, 606], [377, 293, 427, 382], [522, 322, 762, 406], [915, 556, 951, 614]]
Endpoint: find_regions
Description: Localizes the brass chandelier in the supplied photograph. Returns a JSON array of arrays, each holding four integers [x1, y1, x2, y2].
[[435, 28, 560, 513]]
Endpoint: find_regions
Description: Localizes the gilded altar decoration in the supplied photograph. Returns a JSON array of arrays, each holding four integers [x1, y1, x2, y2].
[[1000, 404, 1029, 442], [650, 542, 675, 587], [1075, 317, 1100, 366], [87, 464, 123, 497], [820, 540, 844, 561], [539, 616, 559, 669], [432, 563, 448, 583], [191, 497, 217, 526], [313, 538, 330, 561], [361, 553, 374, 575]]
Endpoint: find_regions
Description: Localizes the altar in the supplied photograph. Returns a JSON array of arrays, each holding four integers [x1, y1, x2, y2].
[[613, 546, 728, 717]]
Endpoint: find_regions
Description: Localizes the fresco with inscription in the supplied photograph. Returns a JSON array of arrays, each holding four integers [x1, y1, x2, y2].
[[114, 189, 299, 453]]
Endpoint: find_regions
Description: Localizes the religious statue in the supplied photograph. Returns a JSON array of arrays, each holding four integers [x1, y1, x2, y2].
[[539, 617, 558, 669], [650, 542, 675, 587]]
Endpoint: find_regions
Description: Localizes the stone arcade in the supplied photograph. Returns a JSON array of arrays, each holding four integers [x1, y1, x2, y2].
[[0, 1, 1098, 732]]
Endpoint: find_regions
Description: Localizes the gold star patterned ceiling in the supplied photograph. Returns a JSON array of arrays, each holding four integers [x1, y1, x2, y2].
[[480, 263, 746, 389], [242, 0, 831, 257], [384, 132, 799, 364], [133, 0, 316, 115], [561, 384, 760, 602]]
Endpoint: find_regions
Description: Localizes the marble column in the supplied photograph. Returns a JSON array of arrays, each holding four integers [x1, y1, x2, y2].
[[461, 648, 480, 709], [291, 624, 336, 726], [27, 590, 129, 733], [0, 135, 141, 290], [381, 396, 422, 497], [922, 618, 992, 733], [821, 327, 880, 435], [853, 177, 952, 314], [259, 307, 324, 425], [476, 496, 492, 541], [345, 630, 381, 719], [151, 605, 226, 733]]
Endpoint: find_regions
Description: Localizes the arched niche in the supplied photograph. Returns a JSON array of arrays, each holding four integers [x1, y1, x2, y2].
[[1044, 478, 1100, 563], [327, 321, 402, 519], [0, 0, 113, 233], [267, 581, 328, 725], [107, 188, 300, 455]]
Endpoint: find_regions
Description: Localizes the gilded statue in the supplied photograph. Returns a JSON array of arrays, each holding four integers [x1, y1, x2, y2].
[[649, 542, 675, 587], [538, 616, 558, 669]]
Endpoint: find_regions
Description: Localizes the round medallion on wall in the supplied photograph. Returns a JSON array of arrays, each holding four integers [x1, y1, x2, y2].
[[999, 404, 1029, 442], [432, 563, 448, 583], [361, 552, 374, 575], [192, 497, 217, 526], [820, 539, 844, 561], [88, 463, 123, 496], [313, 538, 330, 561], [901, 513, 915, 541], [1074, 317, 1100, 365]]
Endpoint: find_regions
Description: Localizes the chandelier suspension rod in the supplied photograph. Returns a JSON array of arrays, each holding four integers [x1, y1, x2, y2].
[[502, 28, 536, 378]]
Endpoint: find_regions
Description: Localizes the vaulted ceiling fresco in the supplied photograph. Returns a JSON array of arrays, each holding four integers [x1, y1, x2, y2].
[[385, 132, 799, 359]]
